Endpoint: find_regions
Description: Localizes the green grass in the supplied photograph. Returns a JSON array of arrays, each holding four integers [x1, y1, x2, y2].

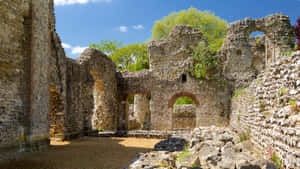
[[271, 153, 283, 169]]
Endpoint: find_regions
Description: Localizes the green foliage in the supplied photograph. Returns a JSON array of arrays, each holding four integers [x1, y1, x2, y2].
[[271, 153, 283, 169], [128, 96, 134, 104], [157, 162, 168, 168], [280, 50, 294, 57], [280, 88, 287, 94], [89, 41, 149, 71], [89, 40, 122, 54], [174, 97, 195, 105], [289, 100, 296, 106], [191, 164, 200, 168], [233, 88, 246, 98], [111, 43, 149, 71], [256, 38, 261, 45], [152, 7, 227, 51], [238, 131, 250, 143], [177, 144, 192, 162], [188, 42, 217, 80], [98, 127, 104, 132]]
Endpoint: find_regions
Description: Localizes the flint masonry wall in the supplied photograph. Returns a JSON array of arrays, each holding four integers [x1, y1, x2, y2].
[[231, 52, 300, 168]]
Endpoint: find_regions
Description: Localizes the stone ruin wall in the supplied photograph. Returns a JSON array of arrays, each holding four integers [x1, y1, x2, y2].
[[230, 51, 300, 168], [78, 49, 119, 131], [119, 25, 232, 131], [0, 0, 299, 164], [0, 0, 120, 158], [0, 0, 52, 157], [172, 104, 196, 129], [219, 14, 295, 89]]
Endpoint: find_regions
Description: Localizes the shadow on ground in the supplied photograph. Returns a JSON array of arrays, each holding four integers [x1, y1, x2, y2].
[[0, 137, 160, 169]]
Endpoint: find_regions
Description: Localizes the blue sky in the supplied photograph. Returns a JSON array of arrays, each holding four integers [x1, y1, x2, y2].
[[54, 0, 300, 58]]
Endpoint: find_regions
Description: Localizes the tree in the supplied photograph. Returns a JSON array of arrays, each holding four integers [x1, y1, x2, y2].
[[188, 42, 217, 80], [89, 41, 149, 71], [89, 40, 122, 54], [295, 17, 300, 51], [152, 7, 227, 51], [111, 42, 149, 71]]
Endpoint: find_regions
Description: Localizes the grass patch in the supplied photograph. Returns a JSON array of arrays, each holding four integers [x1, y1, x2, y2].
[[271, 153, 283, 169]]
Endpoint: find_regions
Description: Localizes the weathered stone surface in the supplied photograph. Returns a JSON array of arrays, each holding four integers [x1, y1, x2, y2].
[[127, 127, 272, 169], [219, 14, 295, 89], [119, 25, 231, 130], [231, 51, 300, 168]]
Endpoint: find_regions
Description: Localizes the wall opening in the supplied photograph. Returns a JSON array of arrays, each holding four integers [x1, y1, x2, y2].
[[169, 93, 198, 130], [126, 93, 151, 130], [49, 85, 65, 141], [249, 31, 270, 74], [181, 74, 187, 83], [173, 96, 195, 106]]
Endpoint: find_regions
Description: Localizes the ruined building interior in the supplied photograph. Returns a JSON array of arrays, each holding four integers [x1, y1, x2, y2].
[[0, 0, 299, 168]]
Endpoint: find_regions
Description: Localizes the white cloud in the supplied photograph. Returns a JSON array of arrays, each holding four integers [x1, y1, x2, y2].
[[71, 46, 88, 54], [62, 43, 72, 49], [119, 26, 128, 32], [54, 0, 112, 6], [132, 24, 144, 30], [62, 43, 87, 55]]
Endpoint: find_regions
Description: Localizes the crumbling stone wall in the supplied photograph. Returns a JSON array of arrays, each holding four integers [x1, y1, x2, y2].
[[78, 49, 119, 131], [220, 14, 295, 89], [0, 0, 52, 157], [119, 25, 232, 130], [231, 52, 300, 168], [127, 94, 151, 130], [172, 105, 196, 129], [65, 58, 84, 138]]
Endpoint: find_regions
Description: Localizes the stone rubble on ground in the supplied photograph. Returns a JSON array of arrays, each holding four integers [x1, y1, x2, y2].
[[127, 127, 280, 169]]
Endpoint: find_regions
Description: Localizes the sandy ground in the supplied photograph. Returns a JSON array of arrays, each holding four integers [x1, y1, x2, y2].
[[0, 137, 161, 169]]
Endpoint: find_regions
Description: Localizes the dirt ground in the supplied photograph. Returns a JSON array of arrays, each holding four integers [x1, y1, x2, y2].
[[0, 137, 161, 169]]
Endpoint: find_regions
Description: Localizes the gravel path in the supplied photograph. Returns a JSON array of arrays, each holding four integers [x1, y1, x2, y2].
[[0, 137, 161, 169]]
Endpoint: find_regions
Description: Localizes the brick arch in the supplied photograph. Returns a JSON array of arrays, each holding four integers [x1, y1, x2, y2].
[[168, 92, 200, 108]]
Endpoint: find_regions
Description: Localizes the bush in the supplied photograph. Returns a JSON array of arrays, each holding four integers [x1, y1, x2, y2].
[[271, 153, 283, 169], [188, 42, 217, 81]]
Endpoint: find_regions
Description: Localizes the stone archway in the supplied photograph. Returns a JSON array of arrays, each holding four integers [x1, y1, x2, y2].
[[168, 92, 199, 108], [168, 92, 199, 129]]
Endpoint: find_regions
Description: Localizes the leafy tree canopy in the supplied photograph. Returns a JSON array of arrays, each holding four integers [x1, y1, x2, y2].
[[89, 40, 149, 71], [152, 7, 227, 51], [174, 96, 195, 105]]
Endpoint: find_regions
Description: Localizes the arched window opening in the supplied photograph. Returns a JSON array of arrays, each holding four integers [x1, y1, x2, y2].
[[174, 96, 195, 106], [250, 31, 265, 37], [181, 74, 187, 83], [249, 31, 269, 73], [126, 94, 151, 130], [170, 95, 197, 130]]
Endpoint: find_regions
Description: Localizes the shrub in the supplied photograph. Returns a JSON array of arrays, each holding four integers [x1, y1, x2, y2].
[[188, 42, 217, 81], [271, 153, 283, 169]]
